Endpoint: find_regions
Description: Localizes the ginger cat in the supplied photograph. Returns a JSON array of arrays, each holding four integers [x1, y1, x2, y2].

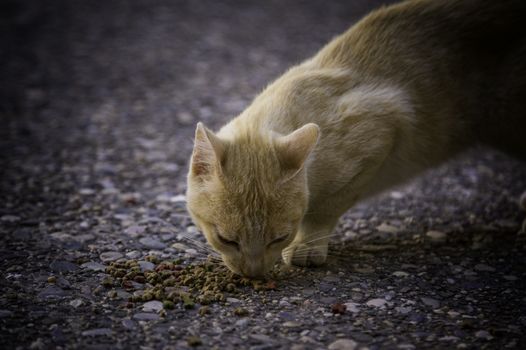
[[186, 0, 526, 278]]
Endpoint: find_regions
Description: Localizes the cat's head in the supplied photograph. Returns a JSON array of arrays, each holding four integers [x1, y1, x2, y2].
[[186, 122, 319, 278]]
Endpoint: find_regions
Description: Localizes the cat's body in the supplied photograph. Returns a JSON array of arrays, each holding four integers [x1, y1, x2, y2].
[[187, 0, 526, 277]]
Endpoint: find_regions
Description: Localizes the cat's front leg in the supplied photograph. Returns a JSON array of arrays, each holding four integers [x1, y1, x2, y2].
[[283, 215, 338, 267]]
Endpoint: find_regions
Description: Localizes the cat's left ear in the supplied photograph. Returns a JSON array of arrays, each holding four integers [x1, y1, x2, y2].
[[190, 122, 225, 178], [275, 123, 319, 181]]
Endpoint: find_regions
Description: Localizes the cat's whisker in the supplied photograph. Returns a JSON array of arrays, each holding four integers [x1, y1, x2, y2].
[[205, 254, 224, 262], [132, 214, 226, 260], [177, 233, 219, 255], [287, 243, 332, 253], [299, 233, 337, 245], [178, 235, 214, 251], [179, 238, 217, 254]]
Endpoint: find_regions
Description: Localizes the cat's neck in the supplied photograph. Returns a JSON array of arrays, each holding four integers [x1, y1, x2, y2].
[[218, 61, 465, 205], [219, 64, 357, 138]]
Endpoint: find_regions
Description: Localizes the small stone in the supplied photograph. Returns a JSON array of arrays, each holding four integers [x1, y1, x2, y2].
[[475, 330, 493, 340], [187, 335, 202, 347], [138, 261, 155, 272], [1, 215, 20, 223], [447, 310, 460, 318], [439, 336, 460, 342], [420, 297, 440, 308], [503, 275, 518, 281], [426, 230, 447, 242], [366, 298, 387, 308], [0, 310, 13, 318], [125, 225, 145, 237], [133, 312, 160, 321], [50, 260, 78, 272], [235, 318, 250, 328], [279, 299, 291, 307], [99, 251, 123, 262], [344, 302, 360, 313], [283, 321, 301, 328], [142, 300, 163, 312], [79, 188, 95, 195], [69, 299, 83, 308], [250, 334, 273, 343], [81, 261, 106, 271], [122, 319, 137, 330], [474, 264, 495, 272], [392, 271, 409, 277], [185, 248, 198, 257], [396, 306, 412, 314], [171, 243, 188, 251], [226, 297, 241, 304], [29, 338, 45, 349], [38, 285, 66, 299], [277, 311, 294, 321], [376, 223, 400, 233], [170, 194, 186, 202], [82, 328, 112, 337], [47, 276, 57, 284], [390, 191, 404, 199], [126, 250, 142, 259], [358, 244, 397, 252], [328, 339, 358, 350], [353, 264, 375, 274], [139, 237, 166, 249], [50, 232, 72, 241]]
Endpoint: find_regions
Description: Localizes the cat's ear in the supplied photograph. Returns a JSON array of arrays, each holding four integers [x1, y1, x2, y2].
[[190, 122, 225, 178], [275, 123, 319, 181]]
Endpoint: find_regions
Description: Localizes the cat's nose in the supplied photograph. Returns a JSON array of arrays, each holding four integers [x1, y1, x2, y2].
[[241, 263, 265, 279]]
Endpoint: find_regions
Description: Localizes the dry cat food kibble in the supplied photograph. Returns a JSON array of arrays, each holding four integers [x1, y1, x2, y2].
[[102, 256, 278, 309]]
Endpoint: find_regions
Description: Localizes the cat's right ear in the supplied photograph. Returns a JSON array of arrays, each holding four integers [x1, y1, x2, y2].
[[276, 123, 319, 182], [190, 122, 225, 178]]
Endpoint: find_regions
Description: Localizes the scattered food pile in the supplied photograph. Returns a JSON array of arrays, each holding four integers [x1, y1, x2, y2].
[[103, 256, 277, 310]]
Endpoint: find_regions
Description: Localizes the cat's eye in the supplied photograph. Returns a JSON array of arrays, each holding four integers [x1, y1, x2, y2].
[[217, 233, 239, 249], [268, 234, 289, 247]]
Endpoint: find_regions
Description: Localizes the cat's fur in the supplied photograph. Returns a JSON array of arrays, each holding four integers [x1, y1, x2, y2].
[[186, 0, 526, 277]]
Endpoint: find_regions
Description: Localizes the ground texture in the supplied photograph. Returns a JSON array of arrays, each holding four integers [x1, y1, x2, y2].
[[1, 1, 526, 349]]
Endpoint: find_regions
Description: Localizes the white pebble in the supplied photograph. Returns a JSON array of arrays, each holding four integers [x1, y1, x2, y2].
[[426, 230, 447, 242], [328, 339, 358, 350], [366, 298, 387, 308]]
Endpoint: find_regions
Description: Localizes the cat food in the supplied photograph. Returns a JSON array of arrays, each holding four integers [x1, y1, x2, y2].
[[102, 256, 278, 310], [233, 307, 249, 316], [186, 335, 202, 347], [331, 302, 347, 314]]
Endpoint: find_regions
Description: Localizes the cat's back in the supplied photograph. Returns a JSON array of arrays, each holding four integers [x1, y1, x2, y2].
[[316, 0, 526, 75], [314, 0, 526, 157]]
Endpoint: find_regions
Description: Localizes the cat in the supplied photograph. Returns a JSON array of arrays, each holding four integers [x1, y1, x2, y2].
[[186, 0, 526, 278]]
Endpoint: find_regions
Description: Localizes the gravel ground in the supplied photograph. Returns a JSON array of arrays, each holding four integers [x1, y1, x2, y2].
[[1, 1, 526, 349]]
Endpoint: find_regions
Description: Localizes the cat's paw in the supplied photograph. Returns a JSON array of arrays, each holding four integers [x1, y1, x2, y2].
[[283, 242, 328, 267]]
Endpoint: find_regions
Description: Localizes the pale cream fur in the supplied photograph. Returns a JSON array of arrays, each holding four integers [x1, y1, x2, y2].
[[187, 0, 526, 277]]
